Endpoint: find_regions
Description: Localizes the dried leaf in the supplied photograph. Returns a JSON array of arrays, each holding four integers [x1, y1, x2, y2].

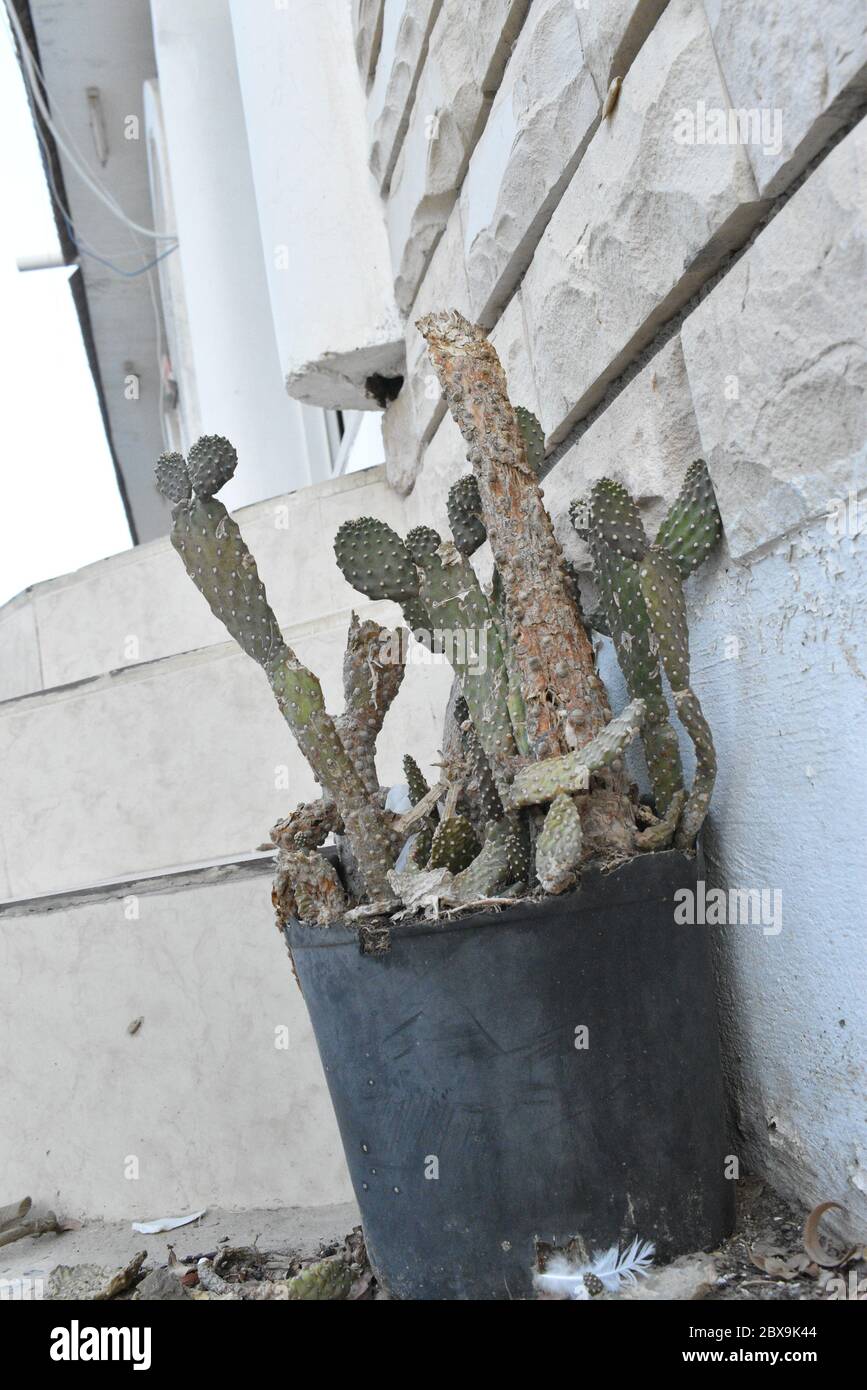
[[803, 1201, 857, 1268]]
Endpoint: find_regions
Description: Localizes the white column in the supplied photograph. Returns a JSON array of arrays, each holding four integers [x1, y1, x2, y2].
[[229, 0, 403, 411], [149, 0, 331, 508]]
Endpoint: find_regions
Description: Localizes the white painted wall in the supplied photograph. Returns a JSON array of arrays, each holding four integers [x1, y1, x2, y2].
[[148, 0, 332, 508], [0, 872, 355, 1219], [228, 0, 404, 410]]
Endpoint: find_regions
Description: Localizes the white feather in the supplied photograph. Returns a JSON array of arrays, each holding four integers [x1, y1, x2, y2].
[[533, 1237, 655, 1299]]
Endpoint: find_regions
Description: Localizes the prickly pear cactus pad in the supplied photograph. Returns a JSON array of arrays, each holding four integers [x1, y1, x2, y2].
[[582, 480, 684, 815], [655, 459, 722, 577], [515, 406, 545, 476], [639, 546, 691, 692], [405, 525, 443, 568], [155, 451, 191, 503], [447, 474, 486, 556], [428, 815, 480, 875], [535, 793, 583, 895], [170, 495, 284, 667], [157, 438, 399, 904], [187, 434, 239, 500], [588, 477, 649, 562], [403, 754, 431, 807], [508, 700, 646, 810], [334, 517, 420, 602]]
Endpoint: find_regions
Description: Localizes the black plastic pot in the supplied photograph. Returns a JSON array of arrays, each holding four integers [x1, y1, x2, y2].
[[286, 846, 733, 1299]]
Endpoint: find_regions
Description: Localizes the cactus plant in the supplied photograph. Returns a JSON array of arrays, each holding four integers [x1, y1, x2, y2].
[[157, 313, 722, 931], [447, 474, 486, 557], [571, 461, 721, 843], [428, 815, 480, 874], [156, 443, 400, 903]]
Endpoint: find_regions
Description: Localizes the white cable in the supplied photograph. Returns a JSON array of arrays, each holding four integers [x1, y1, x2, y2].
[[5, 0, 175, 448], [5, 0, 176, 242]]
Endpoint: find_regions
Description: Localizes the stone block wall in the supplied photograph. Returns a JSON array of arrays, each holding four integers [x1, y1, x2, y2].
[[354, 0, 867, 1230]]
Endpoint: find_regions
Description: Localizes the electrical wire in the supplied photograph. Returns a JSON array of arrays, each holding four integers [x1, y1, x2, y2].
[[5, 0, 177, 242], [6, 0, 179, 449], [33, 113, 179, 279]]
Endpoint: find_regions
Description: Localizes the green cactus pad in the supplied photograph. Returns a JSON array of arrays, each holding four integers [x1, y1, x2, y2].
[[447, 474, 486, 556], [428, 815, 480, 874], [508, 699, 646, 809], [674, 689, 716, 850], [187, 435, 238, 499], [334, 517, 419, 602], [415, 543, 516, 781], [405, 525, 442, 567], [449, 814, 529, 901], [516, 406, 545, 475], [589, 528, 683, 813], [454, 695, 504, 825], [635, 540, 716, 848], [578, 478, 686, 815], [403, 754, 430, 806], [535, 792, 583, 894], [171, 497, 284, 666], [410, 825, 434, 869], [639, 545, 690, 692], [656, 459, 722, 577], [155, 451, 191, 504], [588, 478, 649, 561]]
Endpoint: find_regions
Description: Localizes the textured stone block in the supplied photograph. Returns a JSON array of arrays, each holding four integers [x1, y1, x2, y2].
[[490, 289, 540, 421], [353, 0, 385, 90], [460, 0, 599, 325], [680, 117, 867, 561], [382, 379, 423, 495], [387, 0, 530, 314], [369, 0, 443, 191], [575, 0, 669, 97], [542, 336, 703, 570], [405, 200, 471, 447], [521, 0, 765, 444], [703, 0, 867, 198]]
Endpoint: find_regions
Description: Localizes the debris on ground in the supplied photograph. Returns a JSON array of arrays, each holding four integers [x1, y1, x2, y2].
[[0, 1195, 80, 1250], [47, 1251, 147, 1300], [9, 1178, 864, 1301], [711, 1181, 866, 1301], [536, 1180, 866, 1301], [131, 1210, 206, 1235], [39, 1225, 382, 1301]]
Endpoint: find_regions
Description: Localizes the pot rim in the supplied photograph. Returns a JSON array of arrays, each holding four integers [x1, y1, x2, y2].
[[287, 843, 701, 950]]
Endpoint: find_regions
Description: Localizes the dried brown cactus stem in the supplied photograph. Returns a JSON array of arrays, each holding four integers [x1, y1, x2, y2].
[[266, 646, 397, 900], [416, 310, 612, 762], [336, 613, 406, 796], [273, 847, 348, 928]]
